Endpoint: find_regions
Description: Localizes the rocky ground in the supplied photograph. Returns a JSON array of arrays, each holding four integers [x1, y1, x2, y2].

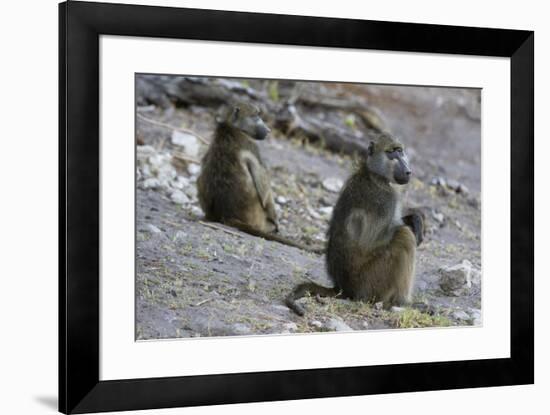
[[135, 79, 482, 340]]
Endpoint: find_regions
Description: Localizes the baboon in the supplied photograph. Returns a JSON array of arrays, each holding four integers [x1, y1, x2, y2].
[[286, 133, 424, 315], [197, 102, 321, 252]]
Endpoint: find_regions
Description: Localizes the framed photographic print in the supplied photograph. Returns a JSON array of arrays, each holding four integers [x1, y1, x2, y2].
[[59, 1, 534, 413]]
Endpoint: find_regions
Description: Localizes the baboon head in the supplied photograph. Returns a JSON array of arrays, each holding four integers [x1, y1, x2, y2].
[[228, 103, 271, 140], [366, 133, 411, 184]]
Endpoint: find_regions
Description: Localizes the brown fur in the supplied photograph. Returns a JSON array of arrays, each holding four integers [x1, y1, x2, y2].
[[286, 133, 421, 314], [198, 103, 322, 252]]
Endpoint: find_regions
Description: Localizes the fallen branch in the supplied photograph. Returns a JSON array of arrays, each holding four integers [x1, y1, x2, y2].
[[172, 151, 201, 165], [137, 113, 210, 145], [193, 298, 214, 307], [199, 221, 246, 238]]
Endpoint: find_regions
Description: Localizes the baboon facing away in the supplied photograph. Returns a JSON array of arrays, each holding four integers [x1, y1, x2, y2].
[[286, 132, 423, 315], [198, 102, 321, 252]]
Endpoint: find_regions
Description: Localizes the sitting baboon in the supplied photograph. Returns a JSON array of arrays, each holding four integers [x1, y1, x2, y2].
[[286, 133, 424, 315], [198, 102, 321, 252]]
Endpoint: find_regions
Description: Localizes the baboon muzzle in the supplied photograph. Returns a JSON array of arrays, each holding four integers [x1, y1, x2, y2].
[[254, 124, 270, 140]]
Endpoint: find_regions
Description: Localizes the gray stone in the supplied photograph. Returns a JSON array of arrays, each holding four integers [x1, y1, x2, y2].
[[469, 309, 482, 325], [190, 206, 203, 217], [171, 176, 190, 190], [276, 196, 288, 205], [432, 211, 445, 223], [391, 306, 405, 313], [324, 318, 353, 332], [439, 260, 475, 296], [431, 176, 446, 187], [452, 310, 470, 321], [188, 163, 201, 176], [310, 320, 323, 328], [282, 322, 298, 332], [232, 323, 251, 335], [171, 130, 200, 157], [142, 178, 161, 189], [145, 224, 162, 234], [322, 177, 344, 193], [318, 206, 334, 217], [136, 145, 156, 161], [170, 190, 190, 205]]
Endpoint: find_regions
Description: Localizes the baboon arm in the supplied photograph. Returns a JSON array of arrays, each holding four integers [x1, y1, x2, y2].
[[245, 157, 273, 211]]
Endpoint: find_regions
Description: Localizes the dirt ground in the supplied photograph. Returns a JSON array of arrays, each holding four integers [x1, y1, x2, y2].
[[135, 80, 482, 340]]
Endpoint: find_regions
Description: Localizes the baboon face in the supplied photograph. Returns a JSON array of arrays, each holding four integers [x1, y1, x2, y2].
[[366, 134, 411, 184], [230, 104, 271, 140]]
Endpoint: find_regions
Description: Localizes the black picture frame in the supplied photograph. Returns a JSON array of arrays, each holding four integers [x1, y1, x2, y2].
[[59, 1, 534, 413]]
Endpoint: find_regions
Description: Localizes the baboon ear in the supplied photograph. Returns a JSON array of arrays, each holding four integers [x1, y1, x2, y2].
[[367, 141, 375, 156]]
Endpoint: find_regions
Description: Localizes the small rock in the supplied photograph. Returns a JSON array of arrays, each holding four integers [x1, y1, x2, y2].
[[170, 190, 190, 205], [188, 163, 201, 176], [391, 306, 405, 313], [446, 179, 459, 190], [171, 130, 200, 157], [272, 304, 291, 313], [322, 177, 344, 193], [452, 310, 470, 321], [310, 320, 323, 328], [307, 207, 322, 220], [189, 206, 203, 217], [185, 186, 198, 199], [145, 224, 162, 234], [142, 178, 161, 189], [282, 322, 298, 332], [232, 323, 251, 335], [318, 206, 334, 217], [276, 196, 288, 205], [324, 318, 353, 332], [171, 176, 190, 190], [432, 211, 445, 223], [361, 321, 369, 329], [136, 145, 156, 161], [467, 197, 480, 208], [318, 196, 332, 207], [456, 184, 469, 194], [439, 259, 474, 296], [469, 309, 482, 325], [431, 176, 446, 187]]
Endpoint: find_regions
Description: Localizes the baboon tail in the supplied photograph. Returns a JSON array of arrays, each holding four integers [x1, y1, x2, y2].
[[225, 219, 325, 254], [285, 282, 340, 316]]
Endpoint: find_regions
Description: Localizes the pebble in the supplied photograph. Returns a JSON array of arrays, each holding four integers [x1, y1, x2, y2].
[[438, 259, 474, 296], [310, 320, 323, 328], [432, 211, 445, 223], [324, 318, 353, 332], [391, 306, 405, 313], [322, 177, 344, 193], [282, 322, 298, 332], [170, 190, 190, 205], [171, 176, 190, 190], [188, 163, 201, 176], [318, 206, 334, 217], [276, 196, 288, 205], [142, 178, 161, 189], [469, 309, 482, 325], [431, 176, 446, 187], [171, 130, 200, 157], [232, 323, 252, 335], [189, 206, 203, 217], [452, 310, 470, 321], [145, 224, 162, 234]]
